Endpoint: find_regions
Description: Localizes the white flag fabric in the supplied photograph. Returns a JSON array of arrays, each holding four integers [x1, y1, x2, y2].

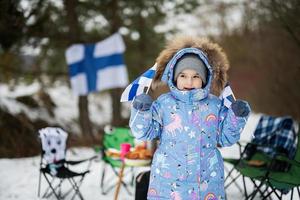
[[219, 83, 236, 108], [65, 33, 129, 95], [120, 64, 157, 102]]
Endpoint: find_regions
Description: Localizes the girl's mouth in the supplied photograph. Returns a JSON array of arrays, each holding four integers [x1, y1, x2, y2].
[[183, 87, 194, 91]]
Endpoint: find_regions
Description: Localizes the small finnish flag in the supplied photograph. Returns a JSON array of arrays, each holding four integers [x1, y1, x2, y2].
[[120, 64, 157, 102], [220, 83, 236, 108], [65, 33, 129, 95]]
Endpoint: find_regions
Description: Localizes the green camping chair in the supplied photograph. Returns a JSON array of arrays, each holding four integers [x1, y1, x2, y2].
[[224, 133, 300, 200], [99, 125, 135, 195], [224, 142, 270, 198], [224, 116, 300, 200], [246, 128, 300, 200], [224, 145, 274, 199]]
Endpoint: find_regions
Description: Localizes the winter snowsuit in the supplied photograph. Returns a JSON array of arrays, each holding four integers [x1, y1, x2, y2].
[[130, 37, 249, 200]]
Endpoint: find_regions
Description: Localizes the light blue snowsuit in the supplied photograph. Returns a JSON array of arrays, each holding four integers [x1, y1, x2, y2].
[[130, 48, 249, 200]]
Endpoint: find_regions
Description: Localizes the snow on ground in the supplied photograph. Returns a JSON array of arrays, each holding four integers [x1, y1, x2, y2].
[[0, 147, 140, 200], [1, 113, 298, 200]]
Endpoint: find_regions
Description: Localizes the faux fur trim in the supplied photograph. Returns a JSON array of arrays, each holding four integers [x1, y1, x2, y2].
[[153, 36, 229, 96]]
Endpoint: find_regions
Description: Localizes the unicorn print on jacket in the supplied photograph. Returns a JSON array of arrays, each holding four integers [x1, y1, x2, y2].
[[165, 112, 183, 137]]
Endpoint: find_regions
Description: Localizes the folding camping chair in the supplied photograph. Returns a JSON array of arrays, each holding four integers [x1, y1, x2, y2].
[[37, 127, 95, 200], [100, 125, 135, 195], [224, 115, 300, 200]]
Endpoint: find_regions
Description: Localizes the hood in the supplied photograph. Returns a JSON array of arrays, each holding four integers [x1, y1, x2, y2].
[[153, 36, 229, 96], [161, 48, 213, 102]]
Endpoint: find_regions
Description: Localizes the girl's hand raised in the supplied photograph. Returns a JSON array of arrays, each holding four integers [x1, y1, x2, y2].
[[231, 100, 251, 117], [133, 93, 153, 111]]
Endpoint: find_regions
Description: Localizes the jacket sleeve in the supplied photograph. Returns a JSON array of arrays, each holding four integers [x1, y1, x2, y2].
[[129, 100, 163, 141], [217, 106, 249, 147]]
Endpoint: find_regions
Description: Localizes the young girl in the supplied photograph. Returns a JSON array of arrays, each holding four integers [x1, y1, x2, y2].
[[130, 36, 250, 200]]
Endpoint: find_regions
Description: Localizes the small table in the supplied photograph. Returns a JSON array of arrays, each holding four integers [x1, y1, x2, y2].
[[114, 159, 151, 200]]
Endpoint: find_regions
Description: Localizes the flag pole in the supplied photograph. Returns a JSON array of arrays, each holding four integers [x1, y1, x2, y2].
[[232, 92, 236, 101], [121, 63, 157, 127], [225, 82, 236, 101], [129, 80, 153, 128]]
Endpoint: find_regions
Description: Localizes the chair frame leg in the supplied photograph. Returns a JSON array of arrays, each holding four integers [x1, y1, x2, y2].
[[289, 188, 294, 200], [100, 163, 134, 195], [111, 165, 133, 195], [68, 177, 85, 200], [38, 170, 42, 197], [41, 172, 87, 200], [62, 175, 86, 200], [248, 177, 269, 200], [100, 163, 106, 194], [248, 178, 284, 200], [242, 175, 248, 199], [42, 173, 61, 200], [225, 172, 244, 193], [42, 178, 64, 199]]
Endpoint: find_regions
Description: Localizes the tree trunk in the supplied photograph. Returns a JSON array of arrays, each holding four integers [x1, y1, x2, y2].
[[78, 95, 93, 137], [137, 7, 147, 69], [110, 88, 123, 126], [64, 0, 93, 138], [109, 0, 124, 126]]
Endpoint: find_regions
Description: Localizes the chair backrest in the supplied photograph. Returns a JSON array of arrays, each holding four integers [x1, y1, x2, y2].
[[103, 125, 134, 151], [39, 127, 68, 165], [252, 115, 298, 159]]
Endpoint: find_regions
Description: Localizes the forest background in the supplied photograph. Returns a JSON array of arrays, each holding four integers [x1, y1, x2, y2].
[[0, 0, 299, 158]]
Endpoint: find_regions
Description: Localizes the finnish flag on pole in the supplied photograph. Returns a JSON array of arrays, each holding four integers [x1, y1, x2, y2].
[[219, 83, 236, 108], [65, 33, 129, 95], [120, 64, 157, 102]]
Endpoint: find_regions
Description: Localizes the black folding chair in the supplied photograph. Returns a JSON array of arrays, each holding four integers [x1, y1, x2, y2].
[[37, 127, 96, 200]]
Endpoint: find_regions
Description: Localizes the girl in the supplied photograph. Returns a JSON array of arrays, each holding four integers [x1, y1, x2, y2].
[[130, 36, 250, 200]]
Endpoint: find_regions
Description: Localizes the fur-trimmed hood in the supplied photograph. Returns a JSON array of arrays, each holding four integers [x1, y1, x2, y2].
[[153, 36, 229, 96]]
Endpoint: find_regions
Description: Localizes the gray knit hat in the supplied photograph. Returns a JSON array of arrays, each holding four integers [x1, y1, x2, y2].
[[174, 54, 207, 85]]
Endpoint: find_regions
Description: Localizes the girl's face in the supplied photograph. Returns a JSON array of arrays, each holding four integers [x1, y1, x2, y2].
[[176, 69, 203, 91]]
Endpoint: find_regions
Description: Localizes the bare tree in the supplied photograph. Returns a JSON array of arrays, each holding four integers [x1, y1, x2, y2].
[[64, 0, 94, 139]]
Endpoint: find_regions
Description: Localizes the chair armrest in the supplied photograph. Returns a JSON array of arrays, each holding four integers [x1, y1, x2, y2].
[[65, 155, 97, 165], [274, 154, 300, 167]]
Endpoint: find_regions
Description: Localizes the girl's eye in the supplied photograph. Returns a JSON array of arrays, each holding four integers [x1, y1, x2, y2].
[[193, 75, 200, 79], [179, 74, 185, 78]]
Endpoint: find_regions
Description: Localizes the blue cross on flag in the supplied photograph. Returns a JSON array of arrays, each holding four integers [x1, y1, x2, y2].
[[120, 64, 157, 102], [219, 83, 236, 108], [65, 33, 129, 95]]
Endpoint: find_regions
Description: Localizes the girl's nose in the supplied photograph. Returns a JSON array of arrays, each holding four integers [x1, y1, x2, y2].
[[186, 78, 193, 86]]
